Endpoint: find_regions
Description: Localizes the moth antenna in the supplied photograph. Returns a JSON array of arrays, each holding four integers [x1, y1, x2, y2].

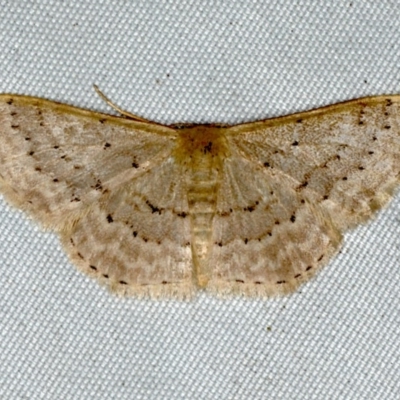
[[93, 84, 151, 123]]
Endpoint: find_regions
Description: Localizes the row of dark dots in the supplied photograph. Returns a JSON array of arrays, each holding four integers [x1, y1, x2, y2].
[[70, 239, 166, 286], [215, 207, 299, 247], [108, 215, 188, 246], [86, 257, 320, 288], [88, 265, 171, 286], [263, 117, 381, 186], [232, 264, 316, 285]]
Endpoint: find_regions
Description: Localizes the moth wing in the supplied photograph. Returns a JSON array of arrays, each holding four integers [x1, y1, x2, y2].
[[0, 95, 194, 297], [209, 96, 400, 296]]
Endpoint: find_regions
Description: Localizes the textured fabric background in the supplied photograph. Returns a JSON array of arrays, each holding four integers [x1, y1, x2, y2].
[[0, 1, 399, 399]]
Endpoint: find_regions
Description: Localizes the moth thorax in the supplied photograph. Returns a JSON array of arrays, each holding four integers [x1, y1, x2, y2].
[[174, 125, 230, 162]]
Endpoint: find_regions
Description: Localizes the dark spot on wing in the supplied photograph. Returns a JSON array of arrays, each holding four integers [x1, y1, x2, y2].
[[294, 273, 301, 278], [104, 142, 111, 148], [368, 151, 374, 155], [146, 200, 162, 214], [342, 176, 348, 181], [28, 151, 34, 156], [11, 125, 19, 129], [296, 118, 302, 123], [298, 181, 308, 189], [99, 118, 107, 124], [119, 280, 127, 285], [53, 145, 59, 149], [77, 252, 84, 259], [276, 280, 286, 284], [90, 265, 97, 271], [317, 254, 324, 261], [102, 274, 109, 278], [6, 99, 13, 105], [358, 166, 365, 170], [132, 162, 139, 168], [220, 210, 231, 217], [244, 238, 248, 244], [133, 231, 138, 237], [263, 162, 270, 167], [290, 214, 296, 223], [93, 180, 103, 191], [35, 167, 42, 172], [53, 178, 59, 182], [177, 212, 187, 218], [235, 279, 244, 283], [384, 125, 391, 129], [306, 266, 312, 271], [106, 214, 113, 223], [244, 201, 259, 212], [25, 137, 31, 141], [292, 140, 299, 146]]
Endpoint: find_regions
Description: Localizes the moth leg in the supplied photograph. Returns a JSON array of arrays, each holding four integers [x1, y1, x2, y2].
[[93, 84, 153, 123]]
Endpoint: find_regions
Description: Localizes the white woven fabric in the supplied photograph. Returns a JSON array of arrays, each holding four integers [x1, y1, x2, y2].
[[0, 1, 399, 399]]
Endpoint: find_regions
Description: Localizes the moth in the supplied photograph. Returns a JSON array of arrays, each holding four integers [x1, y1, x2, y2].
[[0, 87, 399, 298]]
